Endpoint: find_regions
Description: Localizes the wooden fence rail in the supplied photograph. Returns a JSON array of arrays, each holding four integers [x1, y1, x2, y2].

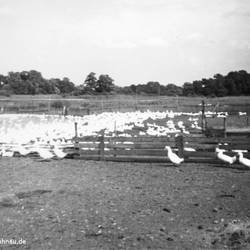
[[73, 132, 250, 164]]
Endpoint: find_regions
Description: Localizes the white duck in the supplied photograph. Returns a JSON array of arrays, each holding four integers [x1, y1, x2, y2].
[[184, 147, 196, 152], [237, 152, 250, 168], [164, 146, 184, 166], [14, 145, 31, 156], [1, 148, 14, 157], [215, 148, 237, 165], [53, 145, 67, 159], [35, 147, 54, 160]]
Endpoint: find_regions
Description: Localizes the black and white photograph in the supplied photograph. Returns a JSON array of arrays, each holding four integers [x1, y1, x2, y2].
[[0, 0, 250, 249]]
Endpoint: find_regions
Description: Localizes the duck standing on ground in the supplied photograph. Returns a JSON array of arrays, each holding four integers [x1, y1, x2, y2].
[[164, 146, 184, 166], [215, 148, 237, 166], [237, 152, 250, 168], [14, 145, 31, 156], [52, 145, 67, 159], [1, 148, 14, 157], [34, 147, 54, 161]]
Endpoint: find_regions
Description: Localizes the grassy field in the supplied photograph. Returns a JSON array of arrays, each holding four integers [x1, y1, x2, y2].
[[0, 158, 250, 249], [1, 95, 250, 115]]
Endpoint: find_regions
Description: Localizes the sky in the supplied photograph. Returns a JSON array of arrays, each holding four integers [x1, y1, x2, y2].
[[0, 0, 250, 86]]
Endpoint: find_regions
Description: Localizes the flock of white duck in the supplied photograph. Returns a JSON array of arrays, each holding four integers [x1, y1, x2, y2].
[[164, 145, 250, 168], [0, 110, 202, 144], [0, 110, 249, 168], [214, 147, 250, 168]]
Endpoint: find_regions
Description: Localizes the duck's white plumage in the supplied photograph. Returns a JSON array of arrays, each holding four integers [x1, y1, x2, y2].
[[184, 147, 196, 152], [1, 148, 14, 157], [238, 152, 250, 168], [53, 146, 67, 159], [164, 146, 184, 165], [215, 148, 236, 165], [35, 147, 54, 160], [14, 145, 31, 156]]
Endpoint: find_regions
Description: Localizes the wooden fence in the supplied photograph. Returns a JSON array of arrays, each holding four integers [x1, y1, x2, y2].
[[74, 134, 182, 162], [73, 131, 250, 165], [182, 133, 250, 164]]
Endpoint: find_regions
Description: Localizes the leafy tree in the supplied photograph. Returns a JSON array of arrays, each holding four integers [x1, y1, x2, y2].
[[1, 69, 250, 97], [96, 74, 115, 93], [4, 70, 73, 95], [83, 72, 98, 92], [56, 77, 75, 94], [192, 80, 203, 95], [201, 78, 216, 96], [0, 74, 7, 87], [183, 82, 195, 96], [214, 74, 227, 96], [48, 79, 61, 94], [20, 71, 29, 81], [28, 70, 49, 94], [130, 84, 137, 93], [224, 78, 237, 96], [6, 72, 26, 94], [164, 84, 183, 96], [144, 81, 160, 94]]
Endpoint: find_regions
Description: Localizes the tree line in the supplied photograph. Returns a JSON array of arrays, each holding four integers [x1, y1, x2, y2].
[[0, 70, 249, 96]]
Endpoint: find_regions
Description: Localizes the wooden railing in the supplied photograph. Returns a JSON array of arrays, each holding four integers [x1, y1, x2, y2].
[[74, 134, 182, 162], [73, 131, 250, 167]]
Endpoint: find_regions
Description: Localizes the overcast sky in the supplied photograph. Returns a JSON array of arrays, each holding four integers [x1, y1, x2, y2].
[[0, 0, 250, 86]]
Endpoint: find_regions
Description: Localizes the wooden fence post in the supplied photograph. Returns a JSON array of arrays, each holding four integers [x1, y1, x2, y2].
[[74, 122, 79, 155], [113, 137, 117, 158], [135, 88, 138, 111], [113, 121, 117, 158], [176, 95, 179, 112], [101, 99, 104, 113], [63, 106, 68, 116], [98, 130, 105, 161], [74, 122, 78, 138], [175, 135, 184, 158], [204, 117, 207, 132], [48, 98, 51, 114], [31, 100, 34, 114], [201, 100, 205, 133], [223, 116, 227, 138]]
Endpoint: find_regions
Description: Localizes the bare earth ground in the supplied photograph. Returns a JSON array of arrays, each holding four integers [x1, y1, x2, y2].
[[0, 158, 250, 250]]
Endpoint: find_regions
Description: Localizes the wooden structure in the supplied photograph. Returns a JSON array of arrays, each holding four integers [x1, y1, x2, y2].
[[182, 133, 250, 164], [74, 134, 181, 163], [72, 101, 250, 165], [73, 131, 250, 165]]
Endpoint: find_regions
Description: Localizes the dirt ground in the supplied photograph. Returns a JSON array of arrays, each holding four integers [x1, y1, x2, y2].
[[0, 158, 250, 250]]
